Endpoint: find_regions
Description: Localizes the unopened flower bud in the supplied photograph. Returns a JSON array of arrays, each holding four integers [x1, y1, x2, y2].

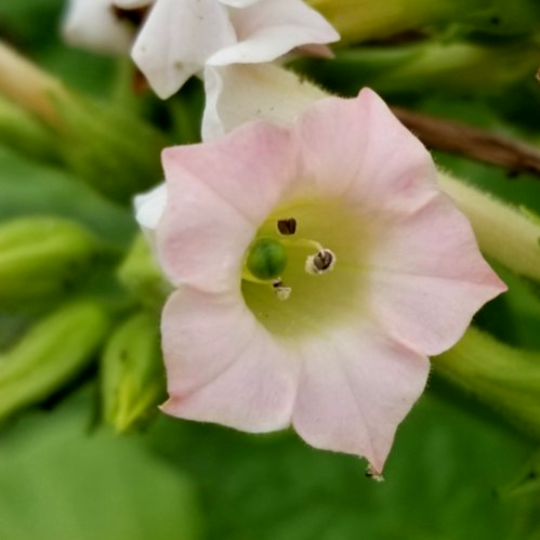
[[0, 301, 108, 422], [117, 233, 171, 310], [101, 311, 165, 433], [0, 217, 103, 310], [433, 327, 540, 439], [0, 43, 166, 202]]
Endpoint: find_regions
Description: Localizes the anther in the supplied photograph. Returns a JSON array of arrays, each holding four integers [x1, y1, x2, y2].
[[277, 218, 297, 236], [305, 248, 336, 275], [273, 279, 291, 301], [365, 465, 385, 482]]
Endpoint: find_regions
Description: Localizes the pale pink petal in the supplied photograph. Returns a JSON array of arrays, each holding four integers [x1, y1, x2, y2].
[[293, 88, 437, 211], [131, 0, 236, 98], [62, 0, 133, 55], [366, 194, 507, 356], [161, 288, 298, 431], [157, 122, 294, 291], [208, 0, 339, 66], [293, 324, 429, 474]]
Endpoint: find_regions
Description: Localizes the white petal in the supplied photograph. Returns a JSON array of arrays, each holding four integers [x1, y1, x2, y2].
[[202, 64, 326, 140], [208, 0, 339, 66], [131, 0, 236, 99], [134, 183, 167, 243], [218, 0, 261, 6], [62, 0, 133, 55]]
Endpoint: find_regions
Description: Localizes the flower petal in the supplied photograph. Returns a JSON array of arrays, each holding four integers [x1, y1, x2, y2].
[[202, 64, 326, 140], [218, 0, 260, 6], [134, 183, 167, 244], [367, 194, 507, 356], [293, 324, 429, 474], [157, 122, 293, 291], [62, 0, 133, 55], [207, 0, 339, 66], [293, 88, 438, 207], [131, 0, 236, 98], [161, 288, 298, 431]]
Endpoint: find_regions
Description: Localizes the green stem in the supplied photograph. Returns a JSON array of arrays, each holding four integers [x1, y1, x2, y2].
[[297, 41, 540, 97], [433, 326, 540, 440], [439, 172, 540, 283]]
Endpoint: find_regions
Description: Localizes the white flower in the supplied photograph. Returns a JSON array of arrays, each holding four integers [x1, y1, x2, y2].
[[62, 0, 136, 55], [61, 0, 339, 97]]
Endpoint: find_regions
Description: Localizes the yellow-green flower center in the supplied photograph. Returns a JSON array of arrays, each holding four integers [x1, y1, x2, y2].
[[241, 198, 374, 340]]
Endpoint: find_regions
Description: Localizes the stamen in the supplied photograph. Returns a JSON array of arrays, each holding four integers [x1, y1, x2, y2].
[[277, 218, 297, 236], [273, 280, 292, 301], [305, 249, 336, 275], [280, 237, 324, 252]]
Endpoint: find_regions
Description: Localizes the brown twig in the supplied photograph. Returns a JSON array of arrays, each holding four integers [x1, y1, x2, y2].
[[392, 106, 540, 178]]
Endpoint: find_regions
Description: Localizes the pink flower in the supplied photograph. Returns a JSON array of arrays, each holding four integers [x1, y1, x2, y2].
[[148, 89, 505, 474]]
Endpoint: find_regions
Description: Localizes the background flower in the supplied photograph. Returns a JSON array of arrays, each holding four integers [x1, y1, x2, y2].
[[61, 0, 339, 98]]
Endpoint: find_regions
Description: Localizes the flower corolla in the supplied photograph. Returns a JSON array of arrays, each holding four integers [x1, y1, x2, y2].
[[61, 0, 339, 98], [136, 89, 506, 474]]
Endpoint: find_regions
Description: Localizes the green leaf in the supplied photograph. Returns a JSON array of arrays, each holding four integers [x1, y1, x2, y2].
[[147, 392, 533, 540], [0, 392, 202, 540], [0, 146, 134, 247]]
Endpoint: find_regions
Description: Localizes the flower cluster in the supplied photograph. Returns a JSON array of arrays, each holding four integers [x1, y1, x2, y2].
[[62, 0, 339, 98]]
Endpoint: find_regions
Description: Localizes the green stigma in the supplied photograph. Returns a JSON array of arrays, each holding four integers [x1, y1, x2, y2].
[[245, 237, 288, 281]]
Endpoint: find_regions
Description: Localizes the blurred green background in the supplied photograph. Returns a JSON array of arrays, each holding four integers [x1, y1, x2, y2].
[[1, 0, 540, 538]]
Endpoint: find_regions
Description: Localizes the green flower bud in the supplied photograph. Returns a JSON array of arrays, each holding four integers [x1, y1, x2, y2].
[[246, 237, 288, 281], [0, 301, 108, 422], [309, 0, 540, 44], [101, 311, 165, 433], [300, 41, 540, 98], [55, 96, 167, 203], [433, 327, 540, 440], [0, 44, 168, 203], [0, 95, 61, 164], [0, 217, 101, 310], [117, 234, 171, 311]]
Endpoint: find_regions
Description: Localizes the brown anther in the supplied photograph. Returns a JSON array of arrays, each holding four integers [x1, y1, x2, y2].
[[272, 279, 291, 301], [313, 249, 334, 272], [277, 218, 297, 236]]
